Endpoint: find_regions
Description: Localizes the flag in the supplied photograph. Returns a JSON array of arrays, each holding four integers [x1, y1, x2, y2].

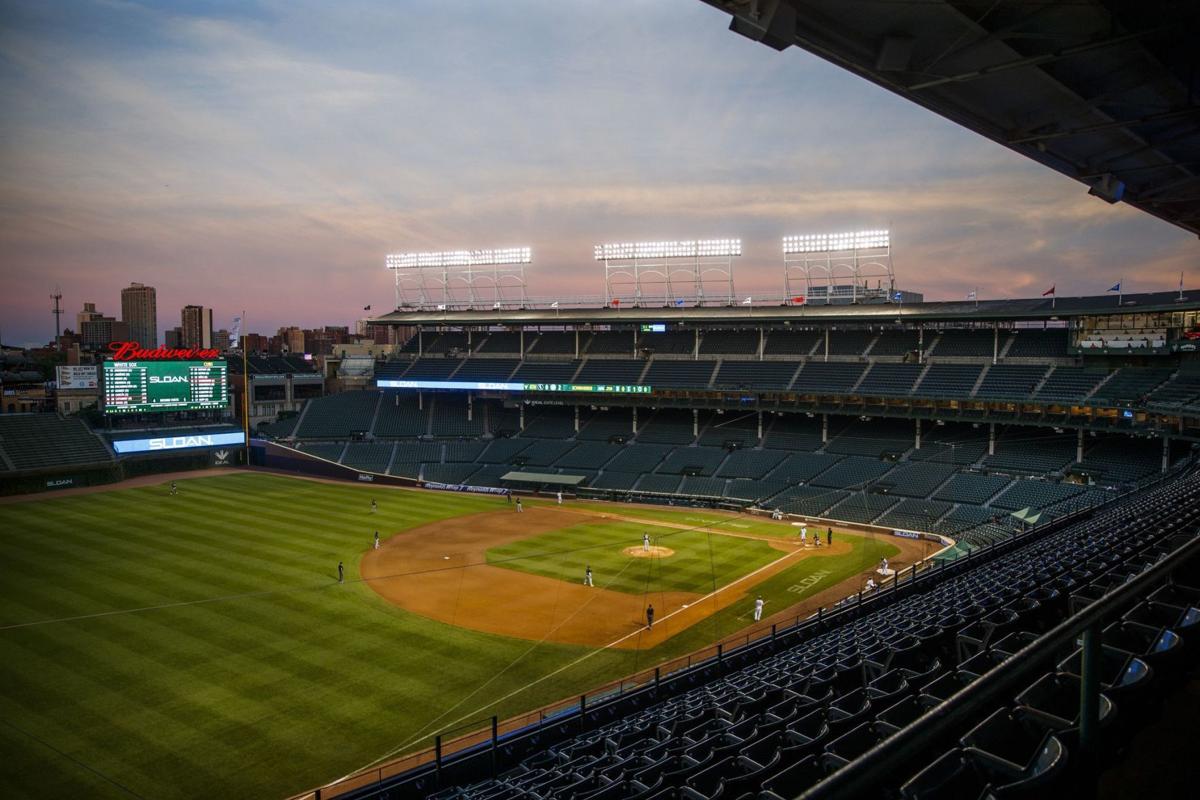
[[1042, 285, 1056, 297], [550, 301, 559, 309], [492, 301, 502, 309], [1108, 282, 1121, 293], [230, 316, 242, 340], [893, 291, 903, 302], [674, 298, 685, 307], [1181, 272, 1185, 291], [966, 290, 976, 301], [741, 297, 752, 305], [363, 305, 371, 311], [436, 303, 447, 311], [611, 298, 621, 307], [792, 296, 806, 305]]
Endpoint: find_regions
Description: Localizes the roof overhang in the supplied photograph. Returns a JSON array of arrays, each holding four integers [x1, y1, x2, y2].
[[700, 0, 1200, 237]]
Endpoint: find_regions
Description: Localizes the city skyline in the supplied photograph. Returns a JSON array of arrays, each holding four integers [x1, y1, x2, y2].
[[2, 0, 1197, 348]]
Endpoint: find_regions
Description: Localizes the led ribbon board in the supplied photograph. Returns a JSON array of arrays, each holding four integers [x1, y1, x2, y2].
[[103, 359, 228, 414], [376, 379, 652, 394], [112, 431, 246, 454]]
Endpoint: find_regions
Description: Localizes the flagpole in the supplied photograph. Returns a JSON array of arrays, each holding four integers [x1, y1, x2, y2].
[[241, 309, 250, 466]]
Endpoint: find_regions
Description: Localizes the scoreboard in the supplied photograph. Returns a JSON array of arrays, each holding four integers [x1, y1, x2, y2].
[[103, 360, 228, 414]]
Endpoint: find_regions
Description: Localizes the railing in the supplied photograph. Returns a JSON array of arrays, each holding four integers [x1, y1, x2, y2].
[[290, 459, 1193, 800], [799, 515, 1200, 800]]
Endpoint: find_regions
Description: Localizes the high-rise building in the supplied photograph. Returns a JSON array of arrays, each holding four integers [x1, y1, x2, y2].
[[243, 333, 269, 353], [213, 329, 231, 350], [278, 326, 305, 355], [76, 302, 101, 331], [120, 283, 157, 347], [80, 317, 130, 350], [181, 305, 213, 349], [164, 327, 183, 348]]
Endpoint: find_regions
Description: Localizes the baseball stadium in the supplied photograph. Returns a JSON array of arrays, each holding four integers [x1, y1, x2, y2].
[[5, 2, 1200, 800]]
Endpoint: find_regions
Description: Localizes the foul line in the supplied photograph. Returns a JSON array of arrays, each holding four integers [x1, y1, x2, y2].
[[336, 540, 810, 784]]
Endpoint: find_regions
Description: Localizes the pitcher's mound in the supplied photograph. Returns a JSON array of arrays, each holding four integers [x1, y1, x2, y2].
[[623, 545, 675, 558]]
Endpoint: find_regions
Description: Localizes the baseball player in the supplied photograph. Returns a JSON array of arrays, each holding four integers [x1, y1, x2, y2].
[[800, 527, 807, 547], [515, 498, 523, 513], [337, 561, 344, 583], [865, 577, 877, 592], [827, 527, 833, 546], [584, 565, 593, 587], [374, 531, 380, 550], [753, 595, 764, 621], [646, 604, 655, 629], [370, 499, 377, 514], [643, 532, 650, 552], [170, 481, 177, 496], [557, 491, 563, 505], [879, 557, 889, 574]]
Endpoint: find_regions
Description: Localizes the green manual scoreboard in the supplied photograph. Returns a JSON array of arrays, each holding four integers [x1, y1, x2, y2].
[[103, 360, 229, 414]]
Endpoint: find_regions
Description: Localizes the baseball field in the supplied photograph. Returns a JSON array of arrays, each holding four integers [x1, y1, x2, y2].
[[0, 471, 924, 799]]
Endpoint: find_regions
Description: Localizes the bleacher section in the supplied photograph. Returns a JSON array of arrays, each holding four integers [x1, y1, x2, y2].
[[642, 360, 716, 389], [402, 358, 462, 380], [527, 331, 577, 354], [341, 442, 394, 473], [637, 332, 694, 355], [1089, 368, 1171, 405], [914, 364, 982, 396], [717, 448, 788, 479], [868, 330, 919, 357], [0, 415, 112, 471], [1006, 328, 1069, 357], [990, 478, 1087, 511], [574, 359, 646, 385], [295, 391, 379, 439], [985, 428, 1076, 475], [381, 471, 1200, 800], [856, 364, 922, 396], [934, 472, 1012, 505], [825, 419, 911, 457], [658, 446, 728, 476], [451, 358, 520, 382], [586, 331, 635, 355], [828, 492, 899, 523], [637, 410, 698, 445], [511, 360, 580, 383], [931, 329, 995, 357], [763, 329, 821, 356], [973, 364, 1048, 400], [699, 329, 759, 355], [1032, 367, 1107, 402], [827, 330, 876, 356], [810, 456, 894, 489], [476, 332, 522, 353], [791, 362, 866, 393], [713, 361, 797, 389]]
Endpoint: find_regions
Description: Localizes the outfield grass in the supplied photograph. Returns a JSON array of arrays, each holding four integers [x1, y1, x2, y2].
[[0, 473, 896, 800], [486, 520, 782, 595], [532, 498, 840, 539]]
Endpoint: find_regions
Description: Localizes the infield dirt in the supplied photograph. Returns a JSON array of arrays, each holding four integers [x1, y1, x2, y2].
[[360, 505, 935, 649]]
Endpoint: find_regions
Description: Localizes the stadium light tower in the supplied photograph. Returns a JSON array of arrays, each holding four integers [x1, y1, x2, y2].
[[782, 229, 894, 305], [594, 239, 741, 307], [385, 247, 531, 310]]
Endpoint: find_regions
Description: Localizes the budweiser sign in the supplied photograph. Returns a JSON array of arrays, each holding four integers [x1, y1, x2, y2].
[[108, 341, 222, 361]]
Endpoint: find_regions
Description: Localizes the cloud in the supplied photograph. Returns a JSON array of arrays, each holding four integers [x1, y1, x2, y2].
[[0, 0, 1196, 343]]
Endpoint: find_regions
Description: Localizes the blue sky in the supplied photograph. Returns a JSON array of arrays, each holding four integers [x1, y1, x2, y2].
[[1, 0, 1195, 345]]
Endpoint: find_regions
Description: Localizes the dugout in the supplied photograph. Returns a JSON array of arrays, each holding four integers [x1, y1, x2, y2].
[[500, 471, 586, 494]]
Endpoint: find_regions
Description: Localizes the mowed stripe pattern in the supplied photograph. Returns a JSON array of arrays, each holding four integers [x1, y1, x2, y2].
[[0, 474, 616, 800], [487, 521, 783, 595]]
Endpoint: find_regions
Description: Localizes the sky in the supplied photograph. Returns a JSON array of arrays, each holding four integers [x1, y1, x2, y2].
[[1, 0, 1197, 347]]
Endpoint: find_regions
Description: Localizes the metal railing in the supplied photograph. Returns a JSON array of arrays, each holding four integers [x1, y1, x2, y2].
[[799, 502, 1200, 800]]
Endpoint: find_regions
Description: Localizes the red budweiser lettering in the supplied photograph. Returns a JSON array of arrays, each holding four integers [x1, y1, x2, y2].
[[108, 341, 222, 361]]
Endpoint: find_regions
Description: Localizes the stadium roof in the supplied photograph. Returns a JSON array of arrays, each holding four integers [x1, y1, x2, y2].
[[700, 0, 1200, 236], [371, 289, 1200, 326]]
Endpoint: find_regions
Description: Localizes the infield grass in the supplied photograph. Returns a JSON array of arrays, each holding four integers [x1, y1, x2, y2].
[[486, 521, 782, 595], [0, 472, 897, 800]]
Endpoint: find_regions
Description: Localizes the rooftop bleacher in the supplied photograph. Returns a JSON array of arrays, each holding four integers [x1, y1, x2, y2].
[[699, 329, 759, 355], [930, 329, 995, 357], [642, 360, 716, 389], [1006, 327, 1069, 358]]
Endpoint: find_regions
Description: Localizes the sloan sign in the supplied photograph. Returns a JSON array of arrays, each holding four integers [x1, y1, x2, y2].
[[108, 341, 222, 361], [113, 431, 245, 454]]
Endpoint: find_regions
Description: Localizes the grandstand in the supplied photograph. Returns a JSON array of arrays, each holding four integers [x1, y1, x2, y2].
[[353, 465, 1200, 800]]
